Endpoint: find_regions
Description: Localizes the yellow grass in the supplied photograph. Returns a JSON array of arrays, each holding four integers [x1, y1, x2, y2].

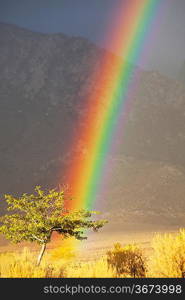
[[0, 248, 115, 278], [148, 229, 185, 277], [0, 229, 184, 278]]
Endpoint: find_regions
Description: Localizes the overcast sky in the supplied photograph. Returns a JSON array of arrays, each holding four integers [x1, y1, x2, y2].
[[0, 0, 185, 78]]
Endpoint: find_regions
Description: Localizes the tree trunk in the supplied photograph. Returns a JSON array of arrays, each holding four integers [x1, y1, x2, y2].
[[37, 243, 46, 266]]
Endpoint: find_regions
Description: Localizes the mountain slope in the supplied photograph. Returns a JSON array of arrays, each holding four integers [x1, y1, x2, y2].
[[0, 23, 185, 229]]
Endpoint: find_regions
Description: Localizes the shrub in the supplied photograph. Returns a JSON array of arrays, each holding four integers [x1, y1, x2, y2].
[[149, 229, 185, 278], [107, 243, 146, 277]]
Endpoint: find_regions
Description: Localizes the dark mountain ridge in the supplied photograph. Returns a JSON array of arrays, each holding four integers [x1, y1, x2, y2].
[[0, 23, 185, 229]]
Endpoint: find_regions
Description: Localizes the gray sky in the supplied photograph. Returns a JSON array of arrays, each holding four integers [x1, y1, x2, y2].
[[0, 0, 185, 78]]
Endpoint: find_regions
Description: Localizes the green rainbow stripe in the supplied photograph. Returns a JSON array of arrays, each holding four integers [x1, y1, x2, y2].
[[66, 0, 162, 211]]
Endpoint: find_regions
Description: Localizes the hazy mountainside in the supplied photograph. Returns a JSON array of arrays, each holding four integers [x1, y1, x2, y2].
[[0, 23, 185, 228], [98, 156, 185, 228], [178, 61, 185, 84], [0, 23, 105, 200], [122, 71, 185, 167]]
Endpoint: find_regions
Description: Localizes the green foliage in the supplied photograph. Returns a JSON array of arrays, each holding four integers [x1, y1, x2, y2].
[[107, 243, 146, 278], [0, 186, 107, 245]]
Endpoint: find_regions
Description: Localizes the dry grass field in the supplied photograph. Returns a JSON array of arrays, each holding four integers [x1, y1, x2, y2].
[[0, 227, 184, 278]]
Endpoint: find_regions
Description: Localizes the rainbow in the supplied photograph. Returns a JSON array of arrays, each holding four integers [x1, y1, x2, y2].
[[64, 0, 162, 213]]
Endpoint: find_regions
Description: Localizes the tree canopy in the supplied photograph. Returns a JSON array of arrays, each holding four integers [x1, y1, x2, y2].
[[0, 186, 107, 265], [0, 186, 107, 244]]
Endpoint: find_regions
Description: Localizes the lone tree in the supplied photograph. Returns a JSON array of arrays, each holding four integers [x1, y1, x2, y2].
[[0, 186, 107, 265]]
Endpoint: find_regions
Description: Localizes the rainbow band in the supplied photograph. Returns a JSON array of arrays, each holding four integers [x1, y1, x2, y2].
[[65, 0, 162, 212]]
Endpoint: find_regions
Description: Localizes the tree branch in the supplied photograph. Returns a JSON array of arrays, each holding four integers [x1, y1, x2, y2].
[[49, 227, 63, 232], [32, 234, 45, 243]]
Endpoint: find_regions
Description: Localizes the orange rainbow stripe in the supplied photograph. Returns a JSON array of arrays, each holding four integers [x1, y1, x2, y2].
[[63, 0, 163, 215]]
